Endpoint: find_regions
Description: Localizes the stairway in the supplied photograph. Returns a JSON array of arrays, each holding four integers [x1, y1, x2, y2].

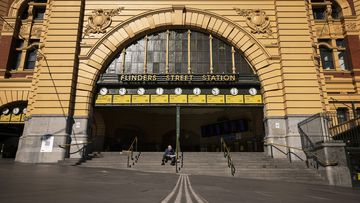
[[59, 151, 327, 184]]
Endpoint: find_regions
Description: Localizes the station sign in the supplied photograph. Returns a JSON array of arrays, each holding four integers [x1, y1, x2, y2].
[[95, 94, 262, 105], [118, 74, 238, 82]]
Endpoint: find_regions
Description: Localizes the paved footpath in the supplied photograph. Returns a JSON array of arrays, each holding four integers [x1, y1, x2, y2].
[[0, 160, 359, 203]]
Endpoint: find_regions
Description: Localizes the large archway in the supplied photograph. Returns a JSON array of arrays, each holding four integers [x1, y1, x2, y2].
[[74, 6, 272, 118], [71, 6, 272, 156]]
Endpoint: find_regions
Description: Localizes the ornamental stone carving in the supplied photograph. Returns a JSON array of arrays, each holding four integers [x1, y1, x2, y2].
[[344, 22, 357, 33], [84, 7, 124, 36], [234, 8, 272, 36]]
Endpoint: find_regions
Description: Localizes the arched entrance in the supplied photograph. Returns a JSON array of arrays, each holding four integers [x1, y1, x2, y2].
[[91, 28, 265, 152], [0, 101, 27, 158]]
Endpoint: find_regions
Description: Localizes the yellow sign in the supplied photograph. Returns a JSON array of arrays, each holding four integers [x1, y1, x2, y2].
[[244, 95, 262, 104], [169, 95, 188, 103], [11, 114, 22, 122], [358, 173, 360, 180], [226, 95, 244, 104], [132, 95, 150, 103], [113, 95, 131, 104], [96, 95, 113, 104], [207, 95, 225, 103], [0, 114, 11, 122], [188, 95, 206, 103], [151, 95, 169, 103]]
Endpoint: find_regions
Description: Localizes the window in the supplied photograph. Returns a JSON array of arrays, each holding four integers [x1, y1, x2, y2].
[[320, 46, 334, 70], [318, 38, 349, 71], [33, 7, 46, 20], [336, 108, 349, 124], [10, 39, 24, 70], [105, 29, 253, 75], [6, 0, 47, 76], [313, 7, 326, 20], [24, 48, 38, 69], [331, 2, 342, 19], [312, 1, 342, 20]]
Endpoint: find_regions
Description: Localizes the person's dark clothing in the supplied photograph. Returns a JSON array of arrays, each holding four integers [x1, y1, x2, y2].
[[162, 148, 175, 165]]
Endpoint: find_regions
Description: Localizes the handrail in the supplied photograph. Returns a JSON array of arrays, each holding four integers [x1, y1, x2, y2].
[[264, 142, 338, 167], [127, 136, 139, 168], [220, 137, 236, 176]]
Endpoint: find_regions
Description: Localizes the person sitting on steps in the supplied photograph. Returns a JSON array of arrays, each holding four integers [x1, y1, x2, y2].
[[161, 145, 176, 166]]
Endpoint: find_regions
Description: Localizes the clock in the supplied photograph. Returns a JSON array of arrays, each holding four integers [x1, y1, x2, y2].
[[174, 87, 182, 95], [119, 88, 127, 95], [249, 88, 257, 95], [137, 88, 145, 95], [230, 88, 239, 95], [2, 108, 9, 115], [23, 108, 27, 114], [99, 87, 108, 95], [193, 87, 201, 95], [156, 87, 164, 95], [211, 88, 220, 95], [12, 107, 20, 115]]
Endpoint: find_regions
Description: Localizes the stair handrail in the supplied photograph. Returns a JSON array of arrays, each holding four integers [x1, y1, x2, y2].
[[220, 137, 236, 176], [264, 141, 338, 167], [264, 142, 304, 162], [127, 136, 139, 168]]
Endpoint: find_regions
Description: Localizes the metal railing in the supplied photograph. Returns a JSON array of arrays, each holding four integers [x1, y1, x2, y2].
[[220, 137, 236, 176], [58, 142, 92, 163], [264, 142, 304, 163], [127, 136, 140, 168], [264, 142, 338, 167]]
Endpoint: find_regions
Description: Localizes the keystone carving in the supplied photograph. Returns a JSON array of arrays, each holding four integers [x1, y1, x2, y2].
[[84, 7, 124, 36], [234, 8, 272, 36]]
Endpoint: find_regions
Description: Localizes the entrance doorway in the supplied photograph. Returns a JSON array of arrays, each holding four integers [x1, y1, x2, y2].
[[0, 124, 24, 158], [93, 106, 264, 152]]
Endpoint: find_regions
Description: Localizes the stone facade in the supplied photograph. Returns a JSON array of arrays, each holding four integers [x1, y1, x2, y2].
[[0, 0, 358, 168]]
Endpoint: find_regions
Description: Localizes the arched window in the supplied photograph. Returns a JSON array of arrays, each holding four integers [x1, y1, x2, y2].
[[105, 29, 253, 75], [318, 39, 349, 71], [7, 0, 47, 73], [311, 0, 343, 20]]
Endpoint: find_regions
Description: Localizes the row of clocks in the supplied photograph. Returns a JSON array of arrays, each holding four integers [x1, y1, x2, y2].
[[1, 107, 27, 115], [99, 87, 258, 96]]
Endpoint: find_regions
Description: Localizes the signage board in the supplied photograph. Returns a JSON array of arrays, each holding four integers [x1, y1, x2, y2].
[[169, 95, 188, 103], [188, 95, 206, 103], [244, 95, 262, 104], [226, 95, 244, 104], [95, 95, 113, 104], [113, 95, 131, 104], [151, 95, 169, 103], [132, 95, 150, 103], [207, 95, 225, 104]]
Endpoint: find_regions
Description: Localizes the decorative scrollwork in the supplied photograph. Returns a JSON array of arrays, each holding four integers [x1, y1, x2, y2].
[[84, 7, 124, 36], [234, 8, 272, 36]]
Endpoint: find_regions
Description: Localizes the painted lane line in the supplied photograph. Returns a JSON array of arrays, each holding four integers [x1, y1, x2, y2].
[[184, 174, 193, 203], [174, 175, 184, 203], [186, 175, 208, 203], [161, 174, 183, 203]]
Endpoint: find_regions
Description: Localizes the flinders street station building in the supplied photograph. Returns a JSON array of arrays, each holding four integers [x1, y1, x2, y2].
[[0, 0, 360, 187]]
